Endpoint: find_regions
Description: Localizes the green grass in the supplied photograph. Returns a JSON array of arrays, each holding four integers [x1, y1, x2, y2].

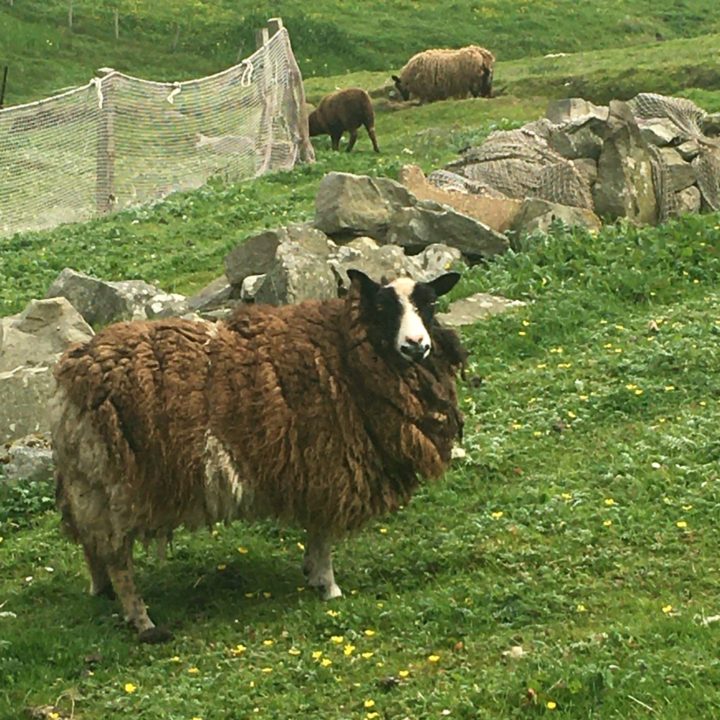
[[3, 0, 720, 105], [4, 1, 720, 718], [3, 214, 720, 719]]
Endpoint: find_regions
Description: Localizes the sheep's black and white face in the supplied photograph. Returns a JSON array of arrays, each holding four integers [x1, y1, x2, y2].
[[348, 270, 460, 363]]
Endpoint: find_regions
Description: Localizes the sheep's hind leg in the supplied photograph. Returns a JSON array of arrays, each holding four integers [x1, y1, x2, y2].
[[107, 548, 173, 643], [366, 124, 380, 153], [302, 532, 342, 600], [330, 132, 342, 151], [83, 544, 114, 599]]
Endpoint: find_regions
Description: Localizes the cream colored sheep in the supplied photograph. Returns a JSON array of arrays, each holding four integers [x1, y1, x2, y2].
[[392, 45, 495, 103]]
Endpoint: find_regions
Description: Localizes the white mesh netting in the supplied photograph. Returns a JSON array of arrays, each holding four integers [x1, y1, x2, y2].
[[0, 27, 314, 238]]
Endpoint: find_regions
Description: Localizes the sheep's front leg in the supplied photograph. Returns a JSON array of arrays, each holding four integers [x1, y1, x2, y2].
[[346, 128, 358, 152], [302, 532, 342, 600]]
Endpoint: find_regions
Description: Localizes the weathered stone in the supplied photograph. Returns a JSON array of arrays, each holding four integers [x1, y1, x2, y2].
[[314, 172, 415, 240], [45, 268, 165, 326], [638, 119, 682, 146], [548, 120, 605, 160], [0, 297, 93, 371], [0, 434, 54, 485], [426, 168, 509, 199], [186, 275, 234, 312], [571, 158, 598, 187], [659, 147, 697, 192], [386, 203, 509, 259], [438, 293, 525, 327], [254, 233, 338, 305], [592, 100, 658, 224], [677, 141, 701, 161], [0, 365, 55, 444], [512, 198, 602, 235], [241, 274, 266, 301], [328, 238, 464, 292], [675, 185, 701, 215], [545, 98, 608, 125], [145, 292, 188, 319], [225, 224, 329, 287], [400, 164, 522, 232], [701, 112, 720, 137]]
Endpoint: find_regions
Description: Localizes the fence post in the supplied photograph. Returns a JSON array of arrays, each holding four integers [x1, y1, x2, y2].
[[267, 17, 283, 36], [95, 67, 116, 216], [255, 27, 269, 49]]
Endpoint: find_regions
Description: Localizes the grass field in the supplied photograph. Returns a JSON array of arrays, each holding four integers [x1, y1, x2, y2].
[[3, 2, 720, 719]]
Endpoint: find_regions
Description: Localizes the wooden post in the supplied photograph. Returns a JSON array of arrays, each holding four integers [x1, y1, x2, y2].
[[68, 0, 73, 30], [0, 66, 8, 110], [255, 27, 269, 49], [95, 68, 116, 215], [114, 8, 119, 40], [267, 17, 283, 36]]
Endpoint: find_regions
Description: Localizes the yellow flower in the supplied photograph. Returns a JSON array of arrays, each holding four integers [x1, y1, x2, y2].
[[547, 700, 557, 710], [296, 542, 305, 551], [364, 629, 376, 637], [533, 431, 543, 437], [237, 546, 249, 554], [676, 520, 688, 529], [217, 563, 227, 571], [288, 647, 301, 656], [49, 713, 60, 720], [326, 609, 340, 617], [379, 527, 388, 534], [124, 682, 137, 693], [260, 667, 273, 673], [170, 655, 181, 662], [330, 635, 344, 644], [664, 385, 675, 392], [634, 389, 643, 396], [522, 320, 530, 327], [662, 604, 673, 614], [321, 658, 333, 667], [557, 362, 572, 368], [312, 650, 323, 660], [603, 520, 613, 527], [367, 714, 380, 720], [491, 511, 504, 519], [536, 363, 547, 369], [262, 592, 272, 599], [231, 644, 247, 656], [361, 652, 374, 659], [192, 717, 203, 720], [561, 493, 572, 501], [244, 592, 254, 598], [364, 699, 376, 708], [398, 669, 410, 678], [604, 498, 615, 506], [344, 644, 356, 656], [567, 410, 576, 419], [576, 603, 587, 612], [188, 667, 200, 675], [428, 654, 441, 663], [518, 331, 526, 336]]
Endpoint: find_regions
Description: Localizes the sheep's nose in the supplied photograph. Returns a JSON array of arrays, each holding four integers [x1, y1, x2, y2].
[[400, 337, 430, 362]]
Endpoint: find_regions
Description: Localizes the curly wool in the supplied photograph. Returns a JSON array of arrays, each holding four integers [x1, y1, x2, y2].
[[396, 45, 495, 103], [53, 286, 465, 559]]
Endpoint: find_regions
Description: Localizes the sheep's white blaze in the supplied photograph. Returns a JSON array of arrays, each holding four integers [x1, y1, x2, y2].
[[389, 277, 431, 360], [204, 432, 245, 521]]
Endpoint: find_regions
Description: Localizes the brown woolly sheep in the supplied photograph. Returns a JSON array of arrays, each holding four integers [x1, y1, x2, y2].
[[51, 271, 465, 642], [391, 45, 495, 103], [308, 87, 380, 152]]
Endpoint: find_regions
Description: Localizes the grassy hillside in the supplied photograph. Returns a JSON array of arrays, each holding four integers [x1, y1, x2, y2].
[[2, 0, 720, 104], [3, 2, 720, 718]]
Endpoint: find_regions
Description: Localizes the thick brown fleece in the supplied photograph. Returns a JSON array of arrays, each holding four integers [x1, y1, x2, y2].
[[53, 286, 464, 553]]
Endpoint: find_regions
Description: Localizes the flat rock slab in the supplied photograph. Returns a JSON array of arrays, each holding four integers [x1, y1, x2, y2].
[[438, 293, 526, 327]]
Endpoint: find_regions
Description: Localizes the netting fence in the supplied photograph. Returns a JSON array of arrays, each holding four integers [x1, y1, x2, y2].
[[0, 24, 314, 238]]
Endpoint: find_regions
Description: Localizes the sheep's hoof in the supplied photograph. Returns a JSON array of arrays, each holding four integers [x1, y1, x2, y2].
[[322, 583, 343, 601], [138, 626, 174, 644]]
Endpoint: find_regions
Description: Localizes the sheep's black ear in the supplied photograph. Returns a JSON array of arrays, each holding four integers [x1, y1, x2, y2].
[[347, 269, 381, 300], [391, 75, 401, 83], [428, 272, 461, 297]]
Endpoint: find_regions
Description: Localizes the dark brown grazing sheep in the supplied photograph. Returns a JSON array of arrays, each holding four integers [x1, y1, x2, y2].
[[308, 87, 380, 152], [51, 271, 465, 642]]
